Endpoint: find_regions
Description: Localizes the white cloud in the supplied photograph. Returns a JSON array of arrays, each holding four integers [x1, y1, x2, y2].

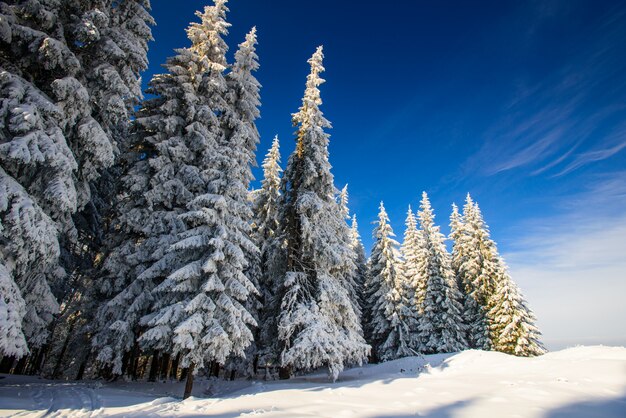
[[504, 213, 626, 350]]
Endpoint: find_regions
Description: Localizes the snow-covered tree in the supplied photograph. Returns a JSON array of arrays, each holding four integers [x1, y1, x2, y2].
[[416, 192, 467, 354], [39, 0, 155, 379], [92, 1, 232, 376], [136, 1, 259, 396], [449, 202, 490, 350], [266, 46, 369, 380], [252, 135, 282, 247], [222, 25, 262, 377], [399, 206, 424, 315], [366, 202, 417, 361], [488, 259, 545, 356], [0, 0, 125, 357], [460, 197, 545, 356], [253, 135, 283, 367], [339, 184, 350, 220], [349, 215, 368, 322], [333, 184, 360, 318]]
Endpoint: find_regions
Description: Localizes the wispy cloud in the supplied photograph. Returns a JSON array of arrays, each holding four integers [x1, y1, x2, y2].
[[463, 5, 626, 179], [555, 130, 626, 177]]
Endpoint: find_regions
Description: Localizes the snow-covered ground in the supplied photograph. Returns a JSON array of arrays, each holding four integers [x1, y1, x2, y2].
[[1, 346, 625, 417]]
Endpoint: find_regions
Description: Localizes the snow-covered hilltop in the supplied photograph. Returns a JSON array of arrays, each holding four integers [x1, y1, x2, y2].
[[1, 345, 625, 417]]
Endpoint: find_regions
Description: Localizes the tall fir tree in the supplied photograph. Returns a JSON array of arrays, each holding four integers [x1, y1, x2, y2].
[[92, 1, 233, 377], [252, 135, 283, 367], [366, 202, 417, 361], [138, 1, 260, 396], [252, 135, 282, 247], [339, 184, 350, 220], [461, 196, 545, 356], [266, 46, 368, 380], [0, 0, 136, 359], [222, 25, 262, 378], [398, 206, 424, 317], [416, 192, 467, 354], [349, 215, 368, 323], [449, 202, 490, 350], [335, 184, 361, 318], [40, 0, 154, 379]]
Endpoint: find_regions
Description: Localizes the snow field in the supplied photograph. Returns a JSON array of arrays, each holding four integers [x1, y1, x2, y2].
[[1, 346, 625, 417]]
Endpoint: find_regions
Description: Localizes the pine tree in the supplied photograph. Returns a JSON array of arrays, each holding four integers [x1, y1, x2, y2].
[[39, 0, 154, 379], [366, 202, 417, 361], [461, 197, 545, 356], [252, 135, 282, 247], [398, 206, 424, 316], [488, 258, 545, 356], [416, 192, 467, 354], [349, 215, 368, 322], [339, 184, 350, 220], [335, 184, 360, 318], [253, 136, 283, 368], [0, 0, 117, 357], [266, 46, 368, 380], [222, 26, 262, 378], [92, 1, 231, 376], [136, 1, 259, 396], [449, 202, 490, 350]]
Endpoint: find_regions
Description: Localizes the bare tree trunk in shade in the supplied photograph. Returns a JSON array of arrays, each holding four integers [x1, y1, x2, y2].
[[183, 363, 195, 399]]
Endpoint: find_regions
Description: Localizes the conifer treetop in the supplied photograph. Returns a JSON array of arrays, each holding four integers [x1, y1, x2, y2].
[[293, 45, 331, 158], [187, 0, 230, 71]]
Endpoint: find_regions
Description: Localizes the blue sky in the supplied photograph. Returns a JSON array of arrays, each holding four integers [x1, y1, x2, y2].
[[146, 1, 626, 349]]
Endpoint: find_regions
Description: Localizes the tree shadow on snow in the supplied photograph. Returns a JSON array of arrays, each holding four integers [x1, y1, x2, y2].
[[544, 392, 626, 418], [369, 397, 477, 418], [219, 353, 459, 398]]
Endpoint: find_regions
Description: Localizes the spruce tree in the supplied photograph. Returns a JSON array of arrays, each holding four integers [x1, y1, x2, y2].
[[449, 202, 490, 350], [92, 1, 234, 376], [367, 202, 416, 361], [137, 1, 259, 396], [399, 206, 424, 316], [40, 0, 154, 379], [0, 0, 117, 357], [339, 184, 350, 220], [252, 135, 282, 248], [349, 215, 368, 323], [253, 136, 283, 368], [335, 184, 360, 318], [416, 192, 467, 354], [461, 197, 545, 356], [266, 46, 368, 380], [222, 25, 262, 378]]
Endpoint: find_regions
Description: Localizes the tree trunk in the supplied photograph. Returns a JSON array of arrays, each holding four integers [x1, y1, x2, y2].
[[127, 341, 140, 380], [160, 353, 170, 380], [183, 363, 195, 399], [76, 352, 90, 380], [210, 361, 220, 378], [28, 348, 46, 375], [148, 352, 160, 382], [13, 356, 28, 375], [0, 356, 16, 374], [229, 369, 236, 381], [278, 365, 291, 380], [170, 353, 180, 380], [52, 321, 76, 378]]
